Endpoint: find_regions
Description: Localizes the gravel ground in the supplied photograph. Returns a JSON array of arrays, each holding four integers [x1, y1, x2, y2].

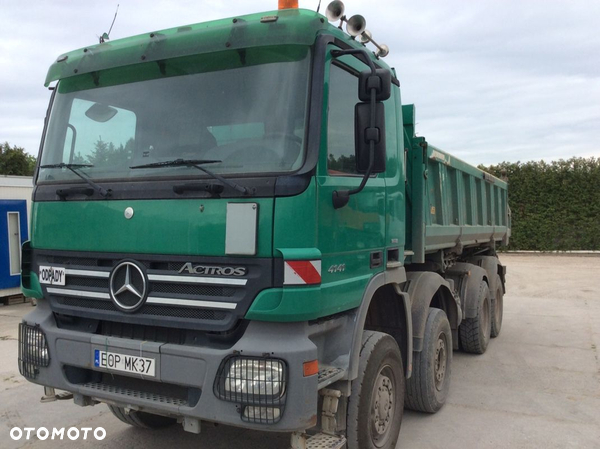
[[0, 254, 599, 448]]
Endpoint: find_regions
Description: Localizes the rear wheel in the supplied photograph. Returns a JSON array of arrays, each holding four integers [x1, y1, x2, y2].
[[108, 405, 176, 429], [491, 274, 504, 338], [347, 331, 405, 449], [405, 308, 452, 413], [459, 281, 491, 354]]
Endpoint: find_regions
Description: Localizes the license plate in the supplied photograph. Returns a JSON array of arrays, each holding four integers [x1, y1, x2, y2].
[[94, 350, 155, 377], [39, 266, 66, 286]]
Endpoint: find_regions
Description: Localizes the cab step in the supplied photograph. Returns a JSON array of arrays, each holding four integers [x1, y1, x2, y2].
[[306, 433, 346, 449], [317, 365, 345, 389], [291, 432, 346, 449]]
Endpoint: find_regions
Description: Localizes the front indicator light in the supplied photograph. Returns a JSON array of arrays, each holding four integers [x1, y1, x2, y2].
[[303, 359, 319, 377]]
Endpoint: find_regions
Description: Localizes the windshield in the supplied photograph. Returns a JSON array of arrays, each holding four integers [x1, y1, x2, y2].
[[38, 46, 310, 184]]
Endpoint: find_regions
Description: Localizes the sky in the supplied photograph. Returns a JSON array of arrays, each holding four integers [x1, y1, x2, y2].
[[1, 0, 599, 166]]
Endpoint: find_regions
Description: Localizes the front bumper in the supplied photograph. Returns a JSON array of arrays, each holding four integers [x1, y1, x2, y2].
[[20, 300, 318, 432]]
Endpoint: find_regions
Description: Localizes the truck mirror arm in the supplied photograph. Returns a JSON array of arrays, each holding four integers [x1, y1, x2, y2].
[[332, 140, 374, 209], [330, 49, 377, 74]]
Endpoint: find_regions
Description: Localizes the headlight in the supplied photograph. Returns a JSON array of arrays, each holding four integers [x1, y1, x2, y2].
[[26, 332, 49, 361], [18, 323, 50, 379], [224, 358, 285, 397], [214, 356, 287, 423]]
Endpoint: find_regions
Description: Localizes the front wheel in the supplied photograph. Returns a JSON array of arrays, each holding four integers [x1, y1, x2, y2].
[[347, 330, 405, 449]]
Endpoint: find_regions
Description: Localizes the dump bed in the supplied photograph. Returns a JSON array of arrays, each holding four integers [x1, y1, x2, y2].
[[402, 105, 510, 263]]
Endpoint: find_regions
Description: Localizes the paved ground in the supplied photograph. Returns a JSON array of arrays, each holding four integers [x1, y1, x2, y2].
[[1, 254, 599, 448]]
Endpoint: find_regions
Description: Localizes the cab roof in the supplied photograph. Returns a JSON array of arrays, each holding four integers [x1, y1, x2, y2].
[[45, 8, 390, 87]]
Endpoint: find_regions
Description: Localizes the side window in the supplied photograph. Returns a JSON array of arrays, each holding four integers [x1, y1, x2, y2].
[[327, 64, 359, 176]]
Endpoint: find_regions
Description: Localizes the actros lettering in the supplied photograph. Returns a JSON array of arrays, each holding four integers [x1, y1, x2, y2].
[[179, 263, 246, 277]]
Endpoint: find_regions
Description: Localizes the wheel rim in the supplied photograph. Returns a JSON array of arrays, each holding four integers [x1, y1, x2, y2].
[[434, 331, 448, 391], [482, 297, 490, 338], [370, 365, 396, 448]]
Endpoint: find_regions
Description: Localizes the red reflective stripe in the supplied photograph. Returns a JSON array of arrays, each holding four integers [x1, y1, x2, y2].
[[286, 261, 321, 284]]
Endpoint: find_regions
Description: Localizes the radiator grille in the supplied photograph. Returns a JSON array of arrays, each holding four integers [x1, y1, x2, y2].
[[58, 297, 228, 320], [150, 282, 236, 297], [49, 256, 104, 267], [82, 382, 188, 406], [34, 249, 273, 333], [67, 277, 108, 289]]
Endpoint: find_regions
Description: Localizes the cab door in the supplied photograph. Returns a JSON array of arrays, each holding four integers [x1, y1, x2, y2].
[[315, 46, 400, 312]]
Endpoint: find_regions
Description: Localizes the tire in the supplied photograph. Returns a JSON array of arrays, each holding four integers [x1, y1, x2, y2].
[[459, 281, 491, 354], [491, 274, 504, 338], [347, 331, 405, 449], [405, 308, 452, 413], [108, 405, 176, 429]]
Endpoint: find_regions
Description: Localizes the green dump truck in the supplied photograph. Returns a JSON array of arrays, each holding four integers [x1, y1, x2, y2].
[[19, 2, 509, 448]]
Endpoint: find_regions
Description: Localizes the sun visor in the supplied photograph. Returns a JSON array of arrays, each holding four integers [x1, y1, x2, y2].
[[45, 9, 328, 86]]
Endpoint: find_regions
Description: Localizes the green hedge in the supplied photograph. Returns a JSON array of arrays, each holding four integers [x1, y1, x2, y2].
[[480, 158, 600, 251]]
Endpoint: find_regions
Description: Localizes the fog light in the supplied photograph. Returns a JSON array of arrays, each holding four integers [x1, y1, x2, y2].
[[243, 406, 281, 423], [18, 323, 50, 379]]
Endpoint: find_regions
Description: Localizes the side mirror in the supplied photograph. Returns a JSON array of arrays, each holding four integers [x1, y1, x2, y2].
[[355, 102, 386, 174], [358, 68, 391, 102], [330, 48, 391, 209]]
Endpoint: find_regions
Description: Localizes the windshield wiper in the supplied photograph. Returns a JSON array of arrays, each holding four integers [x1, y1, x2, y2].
[[130, 159, 249, 195], [130, 159, 220, 169], [40, 163, 111, 198]]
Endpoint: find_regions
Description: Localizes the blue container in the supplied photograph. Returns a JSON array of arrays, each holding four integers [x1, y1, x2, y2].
[[0, 200, 29, 290]]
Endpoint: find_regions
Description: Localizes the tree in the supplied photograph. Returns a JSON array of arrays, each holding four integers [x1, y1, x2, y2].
[[86, 138, 134, 166], [0, 142, 37, 176], [86, 138, 113, 166]]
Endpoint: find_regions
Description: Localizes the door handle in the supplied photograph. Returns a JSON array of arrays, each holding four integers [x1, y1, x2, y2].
[[370, 251, 383, 269]]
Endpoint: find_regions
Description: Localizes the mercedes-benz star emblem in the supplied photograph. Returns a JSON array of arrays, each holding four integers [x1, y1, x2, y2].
[[109, 261, 148, 312]]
